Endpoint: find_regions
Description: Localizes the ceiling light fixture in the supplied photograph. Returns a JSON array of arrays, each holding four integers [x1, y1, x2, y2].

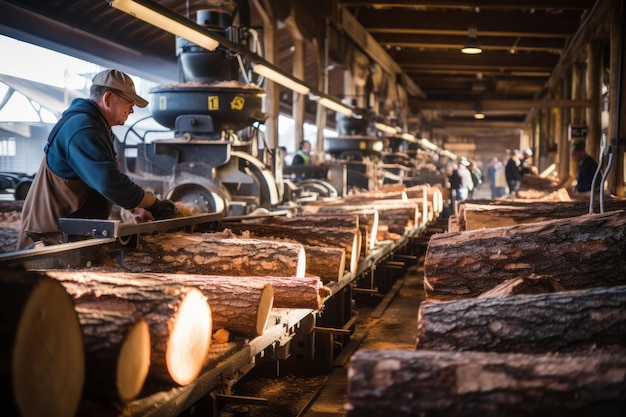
[[252, 64, 310, 95], [109, 0, 220, 51], [474, 107, 485, 119], [461, 25, 482, 55], [318, 97, 353, 117]]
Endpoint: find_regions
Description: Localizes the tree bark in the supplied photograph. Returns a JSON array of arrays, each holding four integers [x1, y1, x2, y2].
[[223, 223, 361, 274], [106, 232, 307, 278], [301, 206, 379, 250], [424, 211, 626, 300], [76, 307, 150, 403], [142, 272, 330, 310], [0, 269, 84, 417], [416, 285, 626, 353], [347, 349, 626, 417], [45, 270, 212, 386], [307, 203, 413, 241], [255, 213, 369, 258], [460, 199, 626, 231], [125, 273, 274, 338]]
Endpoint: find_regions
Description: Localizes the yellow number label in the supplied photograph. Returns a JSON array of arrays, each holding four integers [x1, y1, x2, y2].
[[208, 96, 219, 110], [231, 96, 245, 110]]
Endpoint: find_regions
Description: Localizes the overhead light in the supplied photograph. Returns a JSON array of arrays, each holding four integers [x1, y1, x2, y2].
[[374, 122, 398, 135], [401, 133, 417, 142], [418, 138, 439, 151], [474, 101, 485, 119], [461, 25, 482, 54], [317, 96, 353, 117], [109, 0, 220, 51], [252, 64, 311, 95]]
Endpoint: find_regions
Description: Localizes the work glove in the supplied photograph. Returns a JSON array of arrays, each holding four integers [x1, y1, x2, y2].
[[146, 198, 177, 220]]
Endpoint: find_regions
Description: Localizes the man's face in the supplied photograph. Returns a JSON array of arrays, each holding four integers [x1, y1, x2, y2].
[[103, 90, 135, 126]]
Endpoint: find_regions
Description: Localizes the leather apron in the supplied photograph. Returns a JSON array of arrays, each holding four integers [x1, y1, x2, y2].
[[17, 156, 111, 250]]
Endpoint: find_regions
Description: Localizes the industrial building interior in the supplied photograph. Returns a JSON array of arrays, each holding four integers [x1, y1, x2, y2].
[[0, 1, 625, 417]]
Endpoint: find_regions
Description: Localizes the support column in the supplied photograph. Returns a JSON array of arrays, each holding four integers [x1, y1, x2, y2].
[[609, 0, 626, 197]]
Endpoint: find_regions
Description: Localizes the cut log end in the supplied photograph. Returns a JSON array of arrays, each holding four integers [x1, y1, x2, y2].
[[13, 277, 84, 417], [296, 246, 307, 278], [117, 318, 151, 403], [167, 288, 212, 386], [256, 284, 275, 336]]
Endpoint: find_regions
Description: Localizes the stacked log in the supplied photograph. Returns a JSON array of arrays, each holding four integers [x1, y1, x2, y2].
[[222, 222, 361, 275], [416, 285, 626, 353], [105, 231, 307, 278], [252, 213, 368, 262], [140, 271, 330, 310], [424, 211, 626, 300], [348, 209, 626, 416], [459, 198, 626, 231], [76, 307, 150, 403], [139, 273, 274, 338], [301, 206, 379, 251], [45, 271, 212, 387], [347, 349, 626, 417], [0, 269, 84, 417]]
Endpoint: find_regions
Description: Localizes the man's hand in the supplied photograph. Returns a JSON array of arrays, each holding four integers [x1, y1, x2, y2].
[[146, 199, 177, 220]]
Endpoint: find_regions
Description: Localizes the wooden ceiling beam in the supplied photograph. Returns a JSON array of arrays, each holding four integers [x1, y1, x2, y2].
[[372, 33, 566, 52], [340, 0, 595, 10], [411, 98, 592, 111], [353, 10, 583, 37]]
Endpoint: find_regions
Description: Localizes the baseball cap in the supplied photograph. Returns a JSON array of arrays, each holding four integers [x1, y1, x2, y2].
[[92, 69, 149, 108]]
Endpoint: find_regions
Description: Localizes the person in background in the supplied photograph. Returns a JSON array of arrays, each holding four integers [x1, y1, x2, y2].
[[292, 140, 312, 166], [279, 146, 287, 159], [519, 148, 538, 176], [456, 158, 473, 201], [446, 160, 461, 213], [467, 160, 483, 199], [504, 149, 522, 197], [569, 140, 599, 199], [18, 69, 176, 250]]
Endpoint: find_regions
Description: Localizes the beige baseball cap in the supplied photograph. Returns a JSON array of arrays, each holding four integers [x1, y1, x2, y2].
[[92, 69, 149, 108]]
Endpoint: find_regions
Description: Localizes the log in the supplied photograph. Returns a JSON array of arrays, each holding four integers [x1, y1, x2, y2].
[[258, 213, 370, 258], [223, 223, 361, 274], [308, 203, 413, 241], [44, 270, 212, 386], [368, 201, 420, 231], [142, 272, 329, 310], [0, 269, 84, 417], [347, 349, 626, 417], [461, 199, 626, 231], [107, 232, 307, 278], [124, 272, 274, 337], [406, 184, 443, 216], [301, 245, 346, 281], [76, 307, 150, 403], [302, 206, 379, 250], [424, 211, 626, 300], [334, 190, 407, 204], [416, 285, 626, 353]]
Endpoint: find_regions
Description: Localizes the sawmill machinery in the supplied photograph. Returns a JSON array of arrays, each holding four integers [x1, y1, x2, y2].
[[116, 4, 287, 217]]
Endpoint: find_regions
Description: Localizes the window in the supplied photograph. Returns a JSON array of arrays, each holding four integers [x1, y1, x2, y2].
[[0, 138, 17, 156]]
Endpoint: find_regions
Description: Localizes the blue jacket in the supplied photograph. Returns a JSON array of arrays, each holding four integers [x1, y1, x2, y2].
[[45, 98, 144, 209], [576, 155, 599, 192]]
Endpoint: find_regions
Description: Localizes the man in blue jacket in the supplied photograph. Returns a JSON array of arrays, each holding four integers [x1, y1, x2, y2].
[[569, 140, 599, 199], [18, 69, 176, 250]]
